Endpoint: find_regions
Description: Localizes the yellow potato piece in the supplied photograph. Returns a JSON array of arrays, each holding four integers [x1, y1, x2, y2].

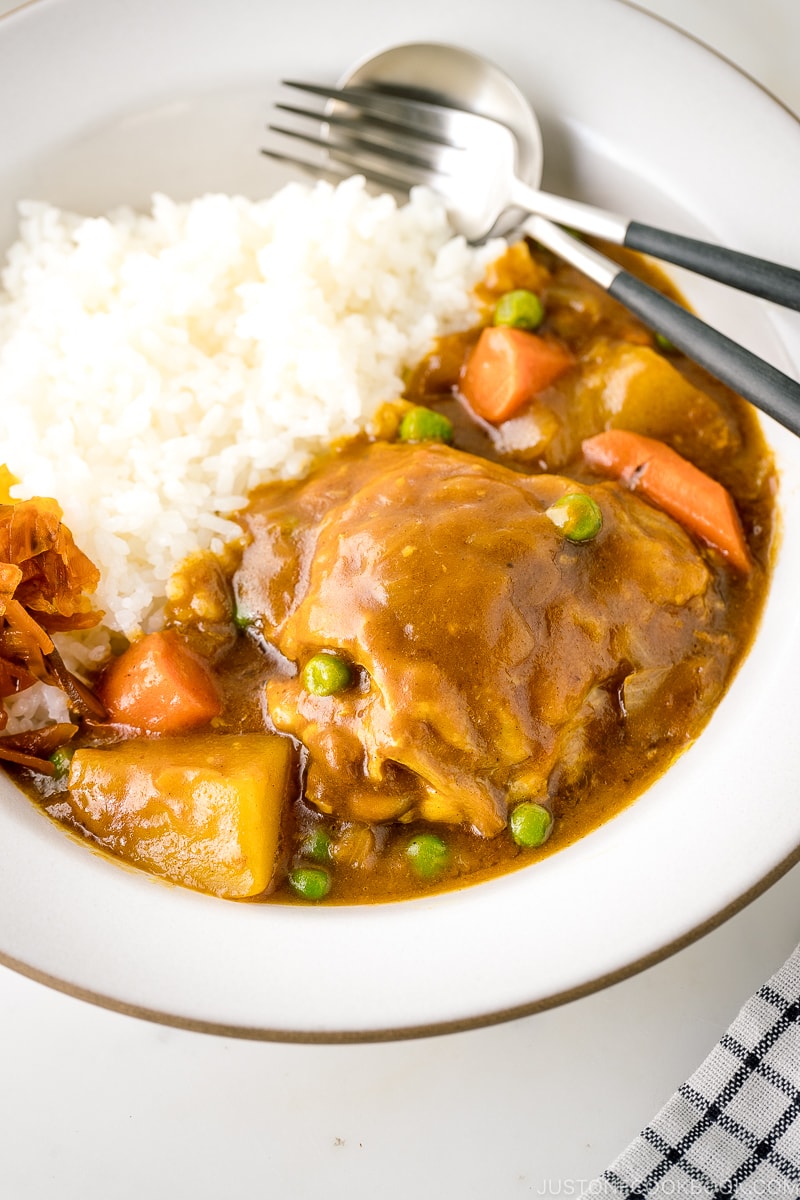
[[67, 733, 293, 899], [577, 341, 740, 463]]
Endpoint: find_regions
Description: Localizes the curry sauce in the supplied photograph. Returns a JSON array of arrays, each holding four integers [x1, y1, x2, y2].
[[10, 239, 777, 904]]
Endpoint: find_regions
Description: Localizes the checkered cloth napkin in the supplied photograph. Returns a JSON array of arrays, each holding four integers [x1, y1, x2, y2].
[[593, 945, 800, 1199]]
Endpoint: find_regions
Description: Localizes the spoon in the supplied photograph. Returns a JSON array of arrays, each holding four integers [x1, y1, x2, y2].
[[338, 42, 800, 312]]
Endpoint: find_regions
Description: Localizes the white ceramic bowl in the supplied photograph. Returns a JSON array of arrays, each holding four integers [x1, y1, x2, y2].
[[1, 0, 800, 1041]]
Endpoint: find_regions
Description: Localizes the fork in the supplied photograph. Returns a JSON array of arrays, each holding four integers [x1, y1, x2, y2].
[[270, 82, 800, 308], [263, 82, 800, 437]]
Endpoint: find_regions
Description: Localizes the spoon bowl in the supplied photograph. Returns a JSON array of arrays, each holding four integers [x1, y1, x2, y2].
[[340, 40, 544, 223]]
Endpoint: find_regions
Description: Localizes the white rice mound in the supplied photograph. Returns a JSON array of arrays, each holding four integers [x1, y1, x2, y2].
[[0, 176, 502, 646]]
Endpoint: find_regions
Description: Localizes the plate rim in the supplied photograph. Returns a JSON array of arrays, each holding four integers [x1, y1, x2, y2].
[[1, 0, 799, 1041], [2, 841, 800, 1043]]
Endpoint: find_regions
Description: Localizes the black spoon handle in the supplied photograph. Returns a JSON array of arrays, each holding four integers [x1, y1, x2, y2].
[[609, 272, 800, 436], [624, 222, 800, 312], [522, 185, 800, 312]]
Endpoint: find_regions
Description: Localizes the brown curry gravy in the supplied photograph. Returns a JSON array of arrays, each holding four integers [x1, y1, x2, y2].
[[31, 240, 779, 903]]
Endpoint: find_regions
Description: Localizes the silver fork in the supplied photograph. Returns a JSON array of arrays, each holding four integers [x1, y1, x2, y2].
[[264, 82, 800, 438]]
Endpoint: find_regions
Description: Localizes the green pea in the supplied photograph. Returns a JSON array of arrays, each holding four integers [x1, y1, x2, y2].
[[300, 826, 332, 863], [509, 802, 553, 848], [233, 606, 253, 631], [49, 745, 75, 781], [289, 865, 332, 901], [654, 331, 675, 353], [493, 289, 545, 331], [398, 406, 454, 444], [301, 652, 352, 697], [546, 492, 603, 543], [406, 832, 449, 880]]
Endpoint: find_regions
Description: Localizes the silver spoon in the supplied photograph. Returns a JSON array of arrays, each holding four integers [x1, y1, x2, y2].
[[265, 41, 800, 436]]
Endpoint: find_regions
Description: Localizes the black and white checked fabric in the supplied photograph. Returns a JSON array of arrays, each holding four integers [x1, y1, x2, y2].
[[593, 946, 800, 1199]]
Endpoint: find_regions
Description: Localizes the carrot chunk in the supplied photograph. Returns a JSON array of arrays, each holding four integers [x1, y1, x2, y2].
[[582, 430, 750, 573], [99, 629, 222, 733], [461, 326, 573, 423]]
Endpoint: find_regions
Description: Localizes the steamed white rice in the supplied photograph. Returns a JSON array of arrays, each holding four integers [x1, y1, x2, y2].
[[0, 176, 502, 647]]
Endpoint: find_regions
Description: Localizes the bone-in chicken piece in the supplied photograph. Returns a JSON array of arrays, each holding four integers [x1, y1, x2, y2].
[[236, 441, 719, 836]]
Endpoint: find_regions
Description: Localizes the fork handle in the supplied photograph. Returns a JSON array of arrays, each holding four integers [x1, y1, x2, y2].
[[524, 215, 800, 437], [623, 222, 800, 312], [511, 181, 800, 311]]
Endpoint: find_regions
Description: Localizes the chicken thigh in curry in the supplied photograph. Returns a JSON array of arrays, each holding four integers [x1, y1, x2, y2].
[[236, 438, 725, 840]]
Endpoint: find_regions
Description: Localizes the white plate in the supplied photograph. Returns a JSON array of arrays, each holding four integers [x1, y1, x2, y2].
[[1, 0, 800, 1041]]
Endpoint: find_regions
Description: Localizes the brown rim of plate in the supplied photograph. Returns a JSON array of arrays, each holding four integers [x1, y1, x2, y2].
[[3, 841, 800, 1042], [0, 0, 798, 1042]]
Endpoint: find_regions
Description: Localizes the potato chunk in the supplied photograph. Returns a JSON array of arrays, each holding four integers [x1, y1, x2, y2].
[[575, 341, 741, 464], [66, 734, 293, 899]]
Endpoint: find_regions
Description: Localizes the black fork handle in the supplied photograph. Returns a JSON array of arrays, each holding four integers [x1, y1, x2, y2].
[[624, 222, 800, 312]]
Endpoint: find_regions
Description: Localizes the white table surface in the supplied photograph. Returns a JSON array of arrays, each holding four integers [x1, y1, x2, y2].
[[2, 2, 800, 1197]]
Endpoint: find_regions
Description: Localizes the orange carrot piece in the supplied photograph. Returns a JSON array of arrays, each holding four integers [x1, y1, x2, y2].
[[98, 629, 222, 734], [461, 326, 573, 423], [582, 429, 750, 573]]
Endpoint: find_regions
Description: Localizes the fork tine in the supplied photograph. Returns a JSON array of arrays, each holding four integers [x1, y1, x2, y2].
[[260, 147, 354, 187], [282, 80, 463, 143], [267, 121, 441, 176], [273, 102, 456, 149], [260, 147, 415, 199]]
